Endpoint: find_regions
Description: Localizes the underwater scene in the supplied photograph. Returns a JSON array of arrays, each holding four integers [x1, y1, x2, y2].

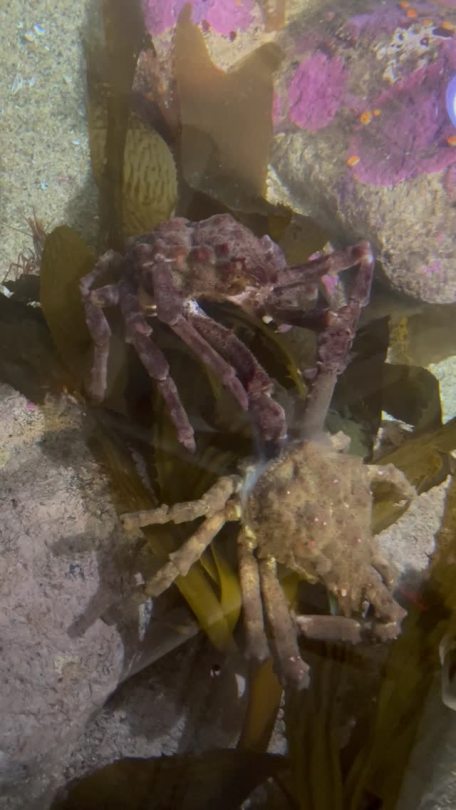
[[2, 0, 456, 807]]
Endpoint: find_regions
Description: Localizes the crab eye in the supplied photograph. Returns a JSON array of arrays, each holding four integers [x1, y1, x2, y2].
[[446, 75, 456, 127]]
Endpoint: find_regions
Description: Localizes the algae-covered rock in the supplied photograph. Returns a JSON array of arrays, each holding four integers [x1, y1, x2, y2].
[[270, 0, 456, 303], [143, 0, 456, 303]]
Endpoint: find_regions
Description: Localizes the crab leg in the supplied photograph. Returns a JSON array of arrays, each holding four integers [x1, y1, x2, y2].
[[300, 242, 374, 439], [80, 249, 122, 296], [237, 528, 270, 664], [146, 259, 251, 412], [121, 475, 240, 530], [259, 555, 311, 689], [80, 251, 123, 401], [188, 304, 287, 443], [81, 290, 118, 401], [118, 279, 196, 452], [170, 313, 250, 410], [274, 242, 374, 300], [362, 571, 406, 627], [296, 614, 401, 644], [296, 614, 365, 644], [133, 490, 240, 599], [121, 477, 241, 598], [142, 510, 232, 598]]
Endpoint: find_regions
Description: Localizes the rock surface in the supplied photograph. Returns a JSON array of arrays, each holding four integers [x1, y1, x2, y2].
[[0, 0, 97, 276], [0, 386, 127, 808], [270, 0, 456, 303], [145, 0, 456, 303]]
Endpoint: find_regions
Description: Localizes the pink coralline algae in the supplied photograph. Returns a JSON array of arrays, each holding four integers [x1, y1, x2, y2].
[[287, 51, 348, 131], [349, 57, 456, 187], [142, 0, 254, 36]]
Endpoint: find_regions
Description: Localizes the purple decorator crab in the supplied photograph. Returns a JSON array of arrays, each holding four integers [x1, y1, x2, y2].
[[80, 214, 374, 451]]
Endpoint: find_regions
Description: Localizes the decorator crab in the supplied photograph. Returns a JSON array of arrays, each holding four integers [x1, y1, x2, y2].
[[121, 435, 415, 689], [80, 213, 375, 451]]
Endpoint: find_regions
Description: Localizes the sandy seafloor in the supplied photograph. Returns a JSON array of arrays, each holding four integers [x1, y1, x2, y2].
[[0, 0, 97, 274], [1, 2, 456, 808]]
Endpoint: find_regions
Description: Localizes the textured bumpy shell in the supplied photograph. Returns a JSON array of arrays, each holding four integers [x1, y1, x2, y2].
[[244, 440, 396, 616]]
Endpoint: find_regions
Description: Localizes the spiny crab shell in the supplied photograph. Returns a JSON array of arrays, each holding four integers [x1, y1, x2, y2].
[[122, 435, 415, 688]]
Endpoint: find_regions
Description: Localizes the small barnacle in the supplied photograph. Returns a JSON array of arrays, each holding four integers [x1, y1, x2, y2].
[[346, 154, 361, 167]]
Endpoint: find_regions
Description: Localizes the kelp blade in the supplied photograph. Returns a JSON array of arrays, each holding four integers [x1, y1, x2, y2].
[[40, 226, 95, 389], [88, 99, 178, 238], [373, 417, 456, 532], [51, 749, 286, 810], [86, 0, 167, 247], [174, 5, 281, 212]]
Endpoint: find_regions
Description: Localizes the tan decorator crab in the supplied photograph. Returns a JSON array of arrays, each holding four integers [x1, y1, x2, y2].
[[121, 437, 414, 689], [106, 214, 415, 688]]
